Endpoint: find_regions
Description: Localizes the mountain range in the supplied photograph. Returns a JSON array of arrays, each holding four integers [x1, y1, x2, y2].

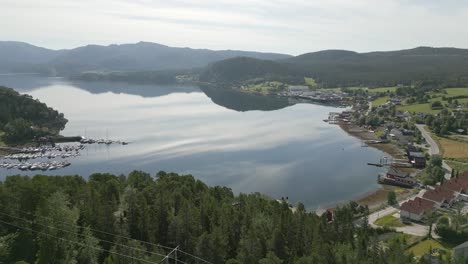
[[201, 47, 468, 87], [2, 41, 468, 87], [0, 41, 291, 75]]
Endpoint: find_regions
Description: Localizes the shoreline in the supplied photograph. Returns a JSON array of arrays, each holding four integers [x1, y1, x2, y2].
[[338, 122, 416, 211]]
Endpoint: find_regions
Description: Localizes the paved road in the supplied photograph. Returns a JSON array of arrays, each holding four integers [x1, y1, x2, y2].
[[415, 124, 439, 155], [367, 102, 373, 114], [415, 124, 452, 178]]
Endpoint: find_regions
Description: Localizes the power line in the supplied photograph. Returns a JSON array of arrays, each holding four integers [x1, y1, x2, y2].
[[0, 218, 157, 264], [177, 249, 214, 264], [160, 245, 179, 264], [3, 206, 173, 250], [0, 210, 168, 259], [1, 207, 210, 264]]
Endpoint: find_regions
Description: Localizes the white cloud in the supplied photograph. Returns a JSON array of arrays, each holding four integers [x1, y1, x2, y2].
[[1, 0, 468, 54]]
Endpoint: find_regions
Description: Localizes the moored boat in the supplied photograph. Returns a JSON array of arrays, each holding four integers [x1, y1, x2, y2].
[[378, 168, 416, 188]]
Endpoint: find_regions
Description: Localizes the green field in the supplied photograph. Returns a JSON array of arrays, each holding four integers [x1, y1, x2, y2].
[[368, 86, 399, 93], [407, 239, 451, 257], [372, 96, 390, 107], [374, 213, 405, 227], [445, 88, 468, 97], [397, 103, 442, 114], [382, 87, 468, 114], [304, 77, 317, 87], [246, 81, 285, 94]]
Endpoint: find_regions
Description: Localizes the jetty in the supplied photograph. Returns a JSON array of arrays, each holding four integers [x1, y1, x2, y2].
[[327, 112, 341, 124], [367, 156, 413, 168]]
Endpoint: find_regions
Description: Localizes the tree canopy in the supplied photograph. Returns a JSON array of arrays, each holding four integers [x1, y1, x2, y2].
[[0, 171, 423, 264], [0, 86, 68, 143]]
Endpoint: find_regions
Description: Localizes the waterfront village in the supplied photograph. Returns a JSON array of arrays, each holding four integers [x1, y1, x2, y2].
[[319, 83, 468, 261], [1, 79, 467, 261], [239, 78, 468, 259]]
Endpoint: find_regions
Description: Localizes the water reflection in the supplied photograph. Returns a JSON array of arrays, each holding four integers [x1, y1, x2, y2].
[[199, 85, 292, 111], [0, 76, 386, 209]]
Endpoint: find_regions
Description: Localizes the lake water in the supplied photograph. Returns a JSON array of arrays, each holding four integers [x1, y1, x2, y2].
[[0, 75, 387, 209]]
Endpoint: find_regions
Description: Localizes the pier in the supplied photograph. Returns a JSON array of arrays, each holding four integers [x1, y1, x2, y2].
[[367, 156, 413, 168], [327, 112, 341, 124]]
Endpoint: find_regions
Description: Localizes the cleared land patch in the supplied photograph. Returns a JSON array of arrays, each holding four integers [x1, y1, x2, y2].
[[304, 77, 317, 87], [372, 96, 390, 107], [436, 136, 468, 161], [407, 239, 449, 257], [375, 213, 405, 228]]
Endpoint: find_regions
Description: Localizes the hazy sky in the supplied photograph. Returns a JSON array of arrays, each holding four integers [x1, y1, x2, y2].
[[2, 0, 468, 55]]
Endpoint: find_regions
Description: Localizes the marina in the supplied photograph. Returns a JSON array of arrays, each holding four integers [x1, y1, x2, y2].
[[0, 138, 129, 171], [0, 160, 71, 171]]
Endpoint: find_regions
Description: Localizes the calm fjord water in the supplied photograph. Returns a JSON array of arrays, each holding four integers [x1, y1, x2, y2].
[[0, 75, 386, 209]]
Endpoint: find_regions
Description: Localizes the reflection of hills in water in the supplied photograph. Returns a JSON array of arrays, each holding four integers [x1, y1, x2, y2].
[[69, 80, 200, 98], [199, 85, 293, 111], [73, 81, 295, 111], [0, 75, 199, 97], [0, 75, 294, 111]]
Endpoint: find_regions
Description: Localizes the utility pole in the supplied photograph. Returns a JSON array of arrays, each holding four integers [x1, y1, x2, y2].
[[160, 245, 179, 264]]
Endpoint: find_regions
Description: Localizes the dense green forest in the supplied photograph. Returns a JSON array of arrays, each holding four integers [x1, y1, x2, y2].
[[199, 85, 292, 111], [0, 86, 68, 143], [199, 57, 305, 86], [201, 47, 468, 88], [0, 171, 427, 264]]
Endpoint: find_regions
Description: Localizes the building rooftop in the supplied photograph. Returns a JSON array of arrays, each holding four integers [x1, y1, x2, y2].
[[400, 197, 435, 215], [387, 167, 409, 178], [409, 152, 425, 158], [443, 171, 468, 192], [423, 186, 455, 203]]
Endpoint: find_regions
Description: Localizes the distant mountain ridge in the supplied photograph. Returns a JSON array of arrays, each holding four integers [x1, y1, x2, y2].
[[202, 46, 468, 87], [2, 41, 468, 87], [0, 41, 292, 75]]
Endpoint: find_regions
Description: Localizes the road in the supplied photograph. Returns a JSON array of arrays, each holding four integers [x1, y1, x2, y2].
[[367, 102, 373, 114], [415, 124, 452, 178], [367, 189, 439, 237], [415, 124, 440, 155]]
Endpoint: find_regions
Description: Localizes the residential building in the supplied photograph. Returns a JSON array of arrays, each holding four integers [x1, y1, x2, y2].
[[400, 197, 435, 221], [443, 171, 468, 194], [406, 145, 418, 156], [422, 186, 456, 207], [408, 152, 426, 168]]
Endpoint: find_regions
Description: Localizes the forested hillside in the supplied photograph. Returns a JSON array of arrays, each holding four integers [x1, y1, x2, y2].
[[0, 86, 68, 143], [199, 57, 305, 85], [0, 171, 418, 264], [286, 47, 468, 87], [201, 47, 468, 88]]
